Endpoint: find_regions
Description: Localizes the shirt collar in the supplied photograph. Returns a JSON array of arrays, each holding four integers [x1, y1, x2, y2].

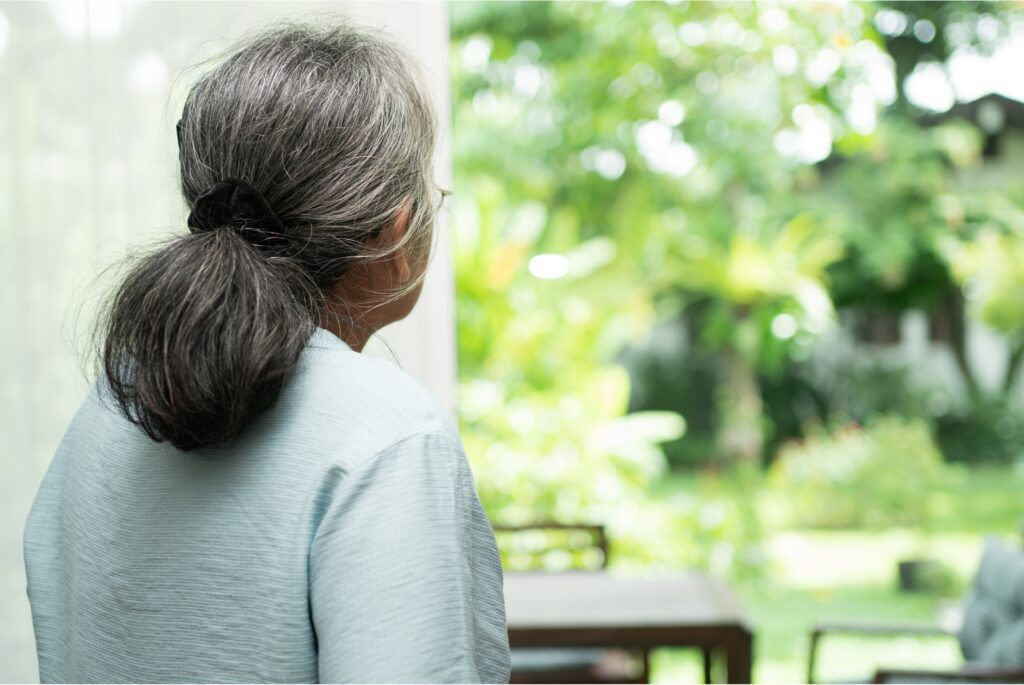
[[309, 326, 353, 352]]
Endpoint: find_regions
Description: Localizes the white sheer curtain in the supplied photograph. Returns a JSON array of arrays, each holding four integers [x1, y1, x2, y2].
[[0, 2, 453, 680]]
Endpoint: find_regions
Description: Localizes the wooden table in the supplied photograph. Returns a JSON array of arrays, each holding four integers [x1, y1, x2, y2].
[[504, 571, 754, 684]]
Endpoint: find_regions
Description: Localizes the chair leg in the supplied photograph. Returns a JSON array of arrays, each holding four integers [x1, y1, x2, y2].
[[703, 647, 715, 684]]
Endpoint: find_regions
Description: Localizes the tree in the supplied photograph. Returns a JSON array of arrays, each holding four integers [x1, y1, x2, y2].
[[453, 1, 893, 472]]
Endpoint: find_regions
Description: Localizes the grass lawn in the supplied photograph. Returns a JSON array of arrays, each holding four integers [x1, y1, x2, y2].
[[645, 465, 1024, 683]]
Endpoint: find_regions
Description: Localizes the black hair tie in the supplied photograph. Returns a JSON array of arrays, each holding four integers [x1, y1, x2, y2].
[[187, 177, 289, 250]]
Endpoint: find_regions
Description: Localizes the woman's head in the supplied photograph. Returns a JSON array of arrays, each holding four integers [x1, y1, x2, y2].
[[100, 22, 441, 451]]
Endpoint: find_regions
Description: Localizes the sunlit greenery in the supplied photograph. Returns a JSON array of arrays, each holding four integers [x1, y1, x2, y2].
[[770, 416, 947, 530], [451, 0, 1024, 679]]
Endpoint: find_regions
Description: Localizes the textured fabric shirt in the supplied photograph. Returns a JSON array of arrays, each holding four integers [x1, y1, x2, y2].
[[23, 327, 511, 684]]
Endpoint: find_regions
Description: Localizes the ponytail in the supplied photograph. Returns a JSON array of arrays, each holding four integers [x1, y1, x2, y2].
[[100, 228, 318, 451]]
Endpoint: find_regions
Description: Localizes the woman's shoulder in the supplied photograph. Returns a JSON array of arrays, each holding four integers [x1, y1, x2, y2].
[[279, 328, 461, 466]]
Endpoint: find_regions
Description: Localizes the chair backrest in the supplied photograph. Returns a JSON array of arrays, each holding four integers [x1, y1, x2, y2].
[[958, 536, 1024, 665], [493, 521, 609, 572]]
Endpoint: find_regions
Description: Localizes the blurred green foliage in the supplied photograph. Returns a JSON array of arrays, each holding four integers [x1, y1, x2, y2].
[[935, 396, 1024, 464], [945, 226, 1024, 338], [452, 0, 890, 469], [819, 119, 982, 313], [769, 417, 948, 530], [450, 0, 1024, 578]]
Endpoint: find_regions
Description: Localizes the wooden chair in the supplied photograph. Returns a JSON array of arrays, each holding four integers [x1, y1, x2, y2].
[[807, 537, 1024, 684], [495, 521, 651, 684]]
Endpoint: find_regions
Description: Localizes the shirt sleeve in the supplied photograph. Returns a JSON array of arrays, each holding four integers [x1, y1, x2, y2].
[[309, 431, 511, 684]]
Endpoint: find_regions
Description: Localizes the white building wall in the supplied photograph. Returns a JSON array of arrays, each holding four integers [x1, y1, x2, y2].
[[802, 308, 1023, 426]]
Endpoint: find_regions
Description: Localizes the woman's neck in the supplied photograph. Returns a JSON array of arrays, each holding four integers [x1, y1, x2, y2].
[[320, 319, 374, 353]]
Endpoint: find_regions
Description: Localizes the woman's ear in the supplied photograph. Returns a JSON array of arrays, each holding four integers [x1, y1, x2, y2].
[[370, 203, 413, 286], [392, 204, 413, 285]]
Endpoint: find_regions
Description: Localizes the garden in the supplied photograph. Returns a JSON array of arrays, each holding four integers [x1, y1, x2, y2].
[[450, 1, 1024, 682]]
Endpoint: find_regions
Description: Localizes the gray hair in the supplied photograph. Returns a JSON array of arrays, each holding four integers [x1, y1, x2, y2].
[[99, 22, 440, 451], [180, 21, 440, 308]]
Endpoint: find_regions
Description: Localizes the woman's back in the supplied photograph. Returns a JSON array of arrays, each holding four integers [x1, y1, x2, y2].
[[24, 328, 511, 683]]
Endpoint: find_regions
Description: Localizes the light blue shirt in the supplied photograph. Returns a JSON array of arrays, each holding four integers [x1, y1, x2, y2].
[[23, 327, 511, 683]]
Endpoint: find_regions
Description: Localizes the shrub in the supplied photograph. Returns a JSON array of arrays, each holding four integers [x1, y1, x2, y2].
[[935, 398, 1024, 465], [770, 416, 947, 529]]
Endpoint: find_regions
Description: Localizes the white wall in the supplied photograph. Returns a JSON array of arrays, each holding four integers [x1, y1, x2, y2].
[[0, 2, 453, 681]]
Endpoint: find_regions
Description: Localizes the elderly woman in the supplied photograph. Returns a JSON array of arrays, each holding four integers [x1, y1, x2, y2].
[[23, 22, 510, 684]]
